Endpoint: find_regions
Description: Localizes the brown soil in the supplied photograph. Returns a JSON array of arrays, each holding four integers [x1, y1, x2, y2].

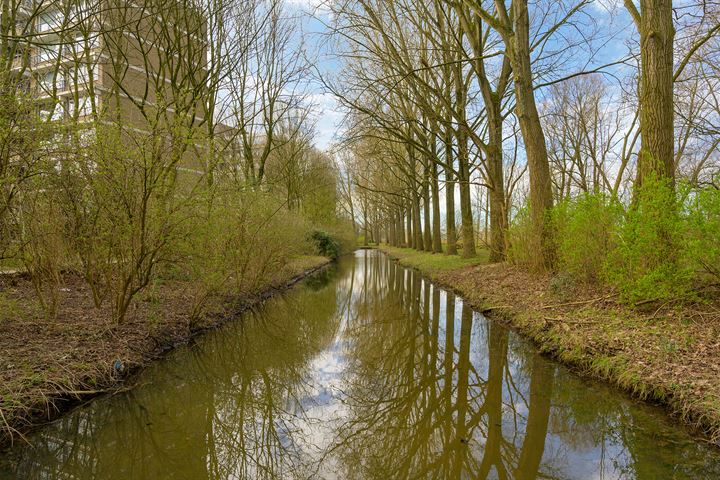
[[381, 246, 720, 445], [0, 256, 330, 448]]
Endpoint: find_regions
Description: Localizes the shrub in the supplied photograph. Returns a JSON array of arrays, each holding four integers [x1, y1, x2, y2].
[[683, 181, 720, 282], [18, 192, 69, 318], [605, 176, 691, 303], [553, 193, 622, 283], [309, 229, 341, 259], [507, 206, 544, 271], [177, 190, 314, 320]]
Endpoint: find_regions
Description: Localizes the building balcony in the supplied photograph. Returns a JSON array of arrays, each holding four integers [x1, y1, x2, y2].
[[31, 49, 100, 69], [30, 52, 63, 67], [37, 78, 102, 101], [38, 78, 67, 94]]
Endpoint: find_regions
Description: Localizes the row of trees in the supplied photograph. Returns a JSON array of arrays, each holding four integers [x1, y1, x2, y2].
[[0, 0, 351, 322], [331, 0, 719, 299]]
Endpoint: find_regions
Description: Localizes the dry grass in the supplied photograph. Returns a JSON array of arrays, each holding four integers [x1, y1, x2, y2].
[[381, 245, 720, 443], [0, 255, 330, 447]]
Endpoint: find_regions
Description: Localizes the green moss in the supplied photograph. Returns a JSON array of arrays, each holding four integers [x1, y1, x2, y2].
[[29, 373, 44, 385]]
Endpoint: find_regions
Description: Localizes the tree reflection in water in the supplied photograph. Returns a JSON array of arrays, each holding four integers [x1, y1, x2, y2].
[[3, 267, 344, 480], [2, 250, 720, 480], [329, 253, 557, 479]]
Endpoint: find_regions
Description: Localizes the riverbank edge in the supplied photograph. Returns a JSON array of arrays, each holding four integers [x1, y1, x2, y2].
[[0, 256, 332, 449], [378, 245, 720, 444]]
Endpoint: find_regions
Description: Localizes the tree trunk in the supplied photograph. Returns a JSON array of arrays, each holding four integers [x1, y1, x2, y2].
[[423, 166, 433, 251], [636, 0, 675, 188], [459, 7, 511, 262], [487, 102, 508, 262], [406, 198, 413, 248], [363, 202, 369, 247], [374, 206, 381, 245], [507, 0, 555, 268], [388, 213, 396, 246], [431, 161, 443, 253], [455, 67, 476, 258], [397, 207, 406, 247], [457, 130, 476, 258], [413, 187, 424, 251], [445, 130, 458, 255]]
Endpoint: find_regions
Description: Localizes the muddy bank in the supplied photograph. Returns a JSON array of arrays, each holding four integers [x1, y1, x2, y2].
[[0, 256, 331, 447], [380, 245, 720, 444]]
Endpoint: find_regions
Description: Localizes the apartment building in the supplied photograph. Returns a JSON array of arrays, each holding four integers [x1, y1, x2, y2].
[[8, 0, 209, 140]]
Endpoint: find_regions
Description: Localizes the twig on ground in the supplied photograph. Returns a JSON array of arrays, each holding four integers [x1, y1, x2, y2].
[[0, 404, 30, 446], [541, 293, 617, 310], [544, 316, 600, 325]]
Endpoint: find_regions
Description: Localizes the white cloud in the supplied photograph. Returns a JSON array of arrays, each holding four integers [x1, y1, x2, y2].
[[286, 0, 332, 15], [307, 91, 344, 150]]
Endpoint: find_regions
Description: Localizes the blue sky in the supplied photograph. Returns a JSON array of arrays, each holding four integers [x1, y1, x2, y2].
[[286, 0, 343, 151], [285, 0, 640, 153]]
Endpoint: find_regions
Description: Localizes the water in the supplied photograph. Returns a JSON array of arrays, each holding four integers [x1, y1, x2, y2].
[[2, 250, 719, 479]]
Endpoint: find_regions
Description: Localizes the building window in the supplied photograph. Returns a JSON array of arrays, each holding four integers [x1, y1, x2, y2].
[[39, 105, 64, 121], [68, 96, 95, 118], [39, 71, 65, 92], [69, 34, 101, 56], [75, 64, 99, 87], [37, 11, 62, 33], [35, 44, 60, 65]]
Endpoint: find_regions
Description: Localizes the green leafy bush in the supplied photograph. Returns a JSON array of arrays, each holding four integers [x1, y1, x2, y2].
[[683, 181, 720, 282], [309, 230, 341, 259], [553, 193, 622, 283], [605, 177, 691, 303]]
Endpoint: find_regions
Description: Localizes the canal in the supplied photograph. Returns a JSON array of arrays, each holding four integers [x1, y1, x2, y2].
[[2, 249, 719, 479]]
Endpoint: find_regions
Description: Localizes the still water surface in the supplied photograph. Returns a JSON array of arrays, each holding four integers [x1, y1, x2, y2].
[[2, 250, 720, 479]]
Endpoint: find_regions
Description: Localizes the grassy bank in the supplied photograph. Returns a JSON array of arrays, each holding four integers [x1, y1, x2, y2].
[[380, 245, 720, 443], [0, 255, 331, 448], [379, 245, 489, 272]]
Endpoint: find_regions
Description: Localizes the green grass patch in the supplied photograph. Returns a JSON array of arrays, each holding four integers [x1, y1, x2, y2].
[[379, 245, 489, 274], [0, 258, 24, 272]]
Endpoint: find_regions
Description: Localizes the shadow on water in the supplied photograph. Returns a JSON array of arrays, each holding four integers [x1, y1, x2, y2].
[[2, 250, 720, 479]]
